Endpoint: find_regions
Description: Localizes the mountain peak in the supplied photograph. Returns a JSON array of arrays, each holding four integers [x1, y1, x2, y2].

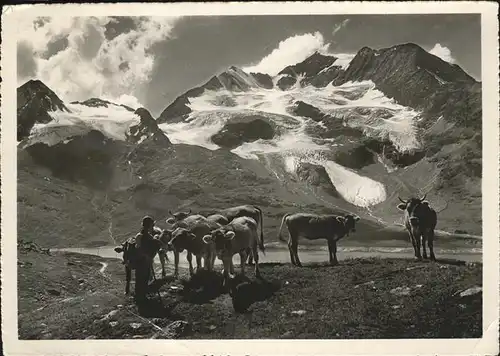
[[70, 97, 136, 112], [17, 79, 70, 141], [126, 107, 171, 146]]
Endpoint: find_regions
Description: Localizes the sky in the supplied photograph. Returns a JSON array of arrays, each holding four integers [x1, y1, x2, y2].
[[17, 14, 481, 116]]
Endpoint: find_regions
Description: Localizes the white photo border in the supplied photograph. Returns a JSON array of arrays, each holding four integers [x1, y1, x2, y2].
[[2, 2, 499, 355]]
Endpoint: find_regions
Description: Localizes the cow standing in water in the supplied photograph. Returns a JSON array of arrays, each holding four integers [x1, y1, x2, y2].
[[278, 213, 360, 266], [397, 194, 437, 261]]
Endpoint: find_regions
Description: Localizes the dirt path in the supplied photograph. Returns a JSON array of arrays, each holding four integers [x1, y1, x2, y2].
[[99, 262, 109, 274]]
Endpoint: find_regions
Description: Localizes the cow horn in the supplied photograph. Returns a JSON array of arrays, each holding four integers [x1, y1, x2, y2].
[[420, 193, 427, 201], [187, 208, 192, 215], [398, 197, 406, 204], [168, 210, 173, 216]]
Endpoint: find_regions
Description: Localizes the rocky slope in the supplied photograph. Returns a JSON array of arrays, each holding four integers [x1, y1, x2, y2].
[[17, 42, 483, 249], [70, 98, 135, 112], [17, 79, 71, 141]]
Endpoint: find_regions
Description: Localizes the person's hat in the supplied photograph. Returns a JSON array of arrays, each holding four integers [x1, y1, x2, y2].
[[142, 216, 155, 227]]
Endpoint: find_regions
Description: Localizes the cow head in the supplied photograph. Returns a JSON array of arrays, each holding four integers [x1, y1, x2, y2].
[[114, 241, 137, 267], [397, 194, 429, 227], [336, 214, 361, 236], [203, 228, 234, 259], [167, 227, 196, 253], [166, 209, 192, 224], [157, 229, 174, 251]]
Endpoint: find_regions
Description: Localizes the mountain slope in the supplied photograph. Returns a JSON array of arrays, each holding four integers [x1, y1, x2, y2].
[[17, 41, 483, 249], [17, 80, 70, 141], [155, 43, 482, 234], [70, 98, 136, 112]]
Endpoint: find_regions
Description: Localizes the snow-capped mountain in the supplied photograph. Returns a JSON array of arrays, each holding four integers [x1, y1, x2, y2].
[[17, 42, 482, 247], [17, 79, 71, 141]]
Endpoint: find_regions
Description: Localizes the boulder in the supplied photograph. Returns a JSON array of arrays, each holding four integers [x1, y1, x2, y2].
[[211, 116, 275, 149], [277, 76, 297, 91]]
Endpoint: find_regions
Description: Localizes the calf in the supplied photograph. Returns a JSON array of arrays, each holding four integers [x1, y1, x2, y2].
[[278, 212, 360, 266], [114, 233, 163, 296], [397, 194, 437, 261], [203, 216, 263, 286], [218, 205, 266, 265], [161, 215, 221, 278]]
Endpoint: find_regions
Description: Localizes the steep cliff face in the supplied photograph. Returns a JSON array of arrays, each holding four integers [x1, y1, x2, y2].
[[157, 67, 276, 124], [126, 108, 171, 146], [277, 52, 339, 89], [17, 80, 70, 141], [333, 44, 477, 118]]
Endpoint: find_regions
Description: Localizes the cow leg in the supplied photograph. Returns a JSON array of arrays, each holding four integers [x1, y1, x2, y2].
[[159, 251, 167, 278], [428, 230, 436, 261], [247, 247, 254, 266], [222, 257, 233, 289], [229, 258, 235, 275], [331, 240, 339, 266], [187, 251, 194, 276], [252, 243, 262, 279], [173, 250, 180, 279], [327, 238, 334, 265], [407, 230, 419, 260], [287, 238, 296, 266], [125, 266, 131, 295], [209, 251, 216, 272], [421, 233, 428, 260], [414, 232, 422, 261], [195, 254, 202, 273], [239, 250, 248, 276], [292, 237, 302, 267], [288, 234, 301, 266]]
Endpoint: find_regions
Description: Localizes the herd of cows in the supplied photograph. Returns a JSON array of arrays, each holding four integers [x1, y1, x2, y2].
[[114, 194, 438, 299]]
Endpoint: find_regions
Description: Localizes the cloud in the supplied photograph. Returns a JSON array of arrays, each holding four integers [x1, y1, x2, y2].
[[332, 19, 350, 37], [429, 43, 456, 64], [243, 32, 330, 76], [17, 16, 180, 107], [102, 94, 143, 110], [17, 41, 37, 78]]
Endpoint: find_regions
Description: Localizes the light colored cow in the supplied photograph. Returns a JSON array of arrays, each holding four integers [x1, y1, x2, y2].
[[278, 212, 360, 266], [161, 215, 220, 278], [203, 216, 263, 286]]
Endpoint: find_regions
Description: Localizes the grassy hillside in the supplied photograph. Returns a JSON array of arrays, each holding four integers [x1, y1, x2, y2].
[[18, 246, 482, 339], [20, 135, 416, 248]]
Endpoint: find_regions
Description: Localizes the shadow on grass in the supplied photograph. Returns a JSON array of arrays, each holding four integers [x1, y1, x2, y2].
[[228, 274, 282, 314], [180, 270, 226, 304]]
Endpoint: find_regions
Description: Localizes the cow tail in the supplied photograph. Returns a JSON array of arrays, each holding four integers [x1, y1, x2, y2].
[[255, 206, 265, 253], [278, 213, 291, 242]]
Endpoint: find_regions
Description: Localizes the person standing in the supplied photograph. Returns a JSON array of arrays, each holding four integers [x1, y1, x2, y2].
[[134, 216, 157, 303]]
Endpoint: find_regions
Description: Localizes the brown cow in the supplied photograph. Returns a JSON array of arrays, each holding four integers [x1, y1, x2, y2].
[[397, 194, 437, 261], [278, 212, 360, 266]]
